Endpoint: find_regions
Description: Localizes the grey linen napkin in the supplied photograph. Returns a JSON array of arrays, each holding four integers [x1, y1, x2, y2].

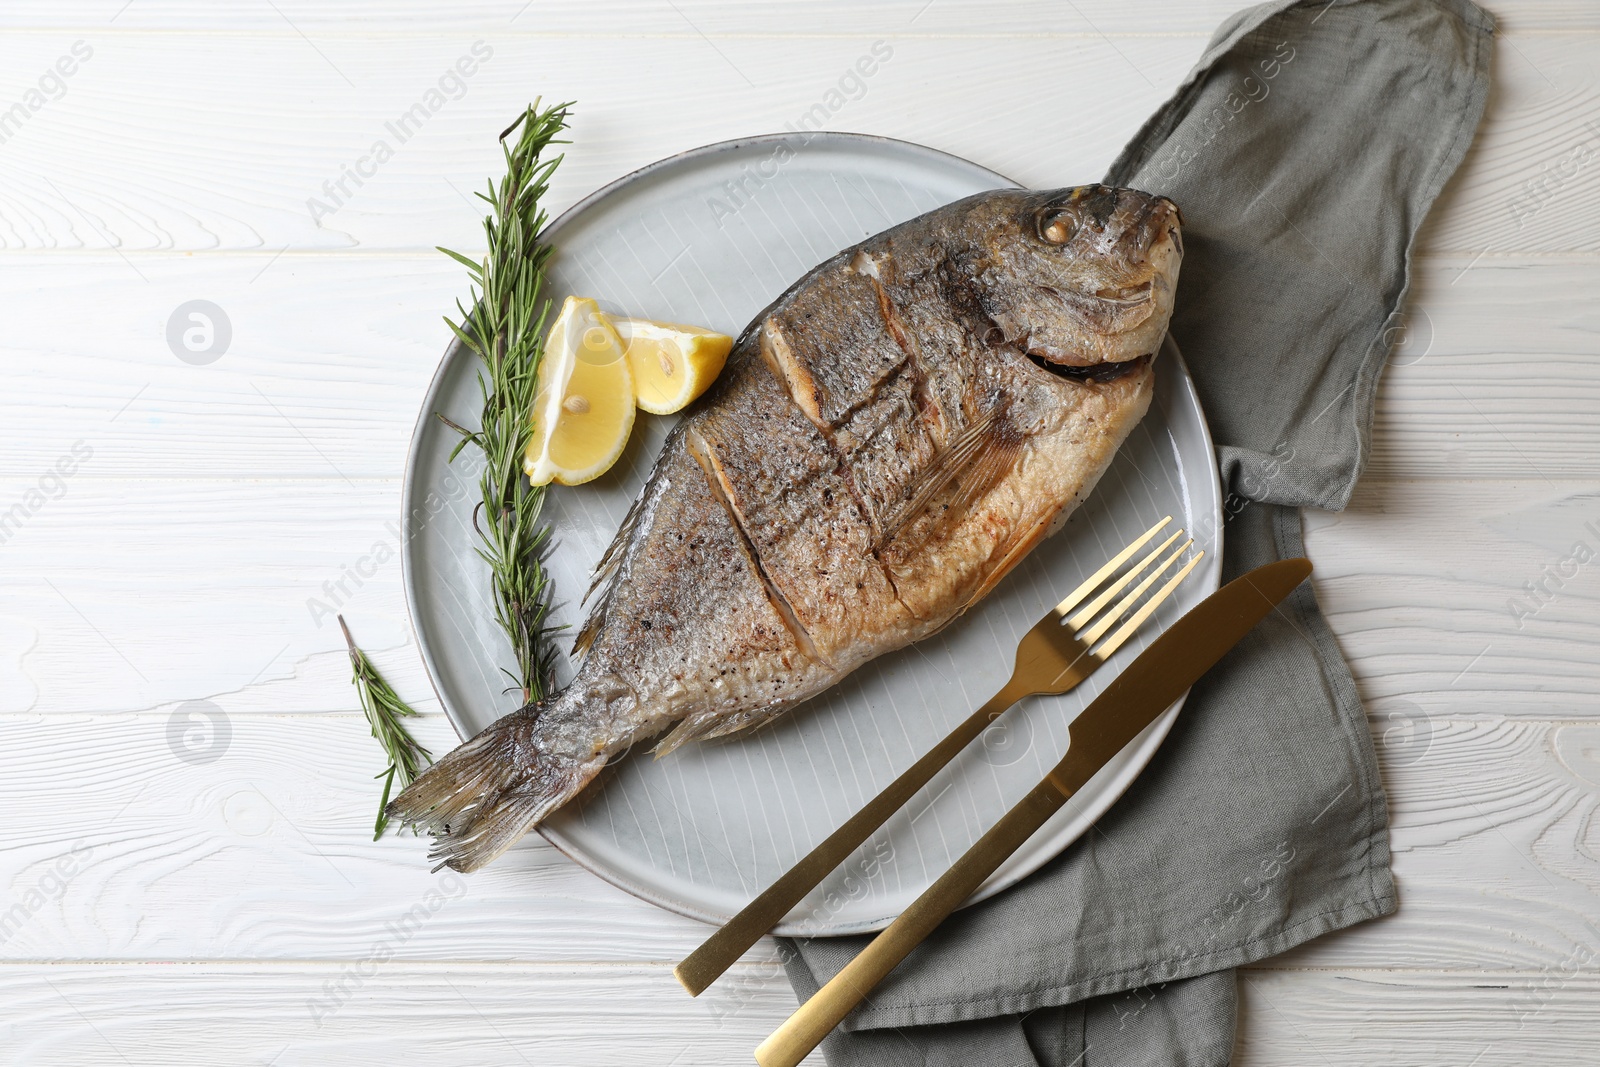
[[779, 1, 1495, 1063]]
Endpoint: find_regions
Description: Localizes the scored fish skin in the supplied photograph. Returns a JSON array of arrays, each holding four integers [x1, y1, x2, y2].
[[389, 184, 1184, 873]]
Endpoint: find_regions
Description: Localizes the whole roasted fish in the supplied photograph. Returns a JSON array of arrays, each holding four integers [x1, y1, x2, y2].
[[391, 184, 1183, 872]]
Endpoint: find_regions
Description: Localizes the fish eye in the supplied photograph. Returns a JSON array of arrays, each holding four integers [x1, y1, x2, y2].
[[1035, 208, 1078, 245]]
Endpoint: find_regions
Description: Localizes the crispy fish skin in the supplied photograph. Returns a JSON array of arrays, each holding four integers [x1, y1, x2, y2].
[[390, 185, 1183, 872]]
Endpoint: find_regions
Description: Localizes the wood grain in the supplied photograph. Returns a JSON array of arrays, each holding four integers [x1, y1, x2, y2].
[[12, 0, 1251, 34], [0, 963, 1596, 1066], [0, 31, 1593, 254], [1236, 970, 1600, 1067], [0, 476, 438, 715], [0, 962, 826, 1066], [1, 710, 1596, 972], [1305, 480, 1600, 711], [0, 712, 732, 965], [4, 0, 1598, 32], [1282, 717, 1600, 972], [1363, 254, 1600, 480], [0, 32, 1205, 255]]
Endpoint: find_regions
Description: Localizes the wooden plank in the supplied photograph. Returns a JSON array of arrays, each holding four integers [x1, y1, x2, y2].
[[1363, 254, 1600, 481], [1236, 970, 1600, 1066], [1305, 479, 1600, 710], [0, 962, 1595, 1066], [1, 709, 1597, 970], [0, 712, 729, 965], [0, 254, 1595, 482], [1281, 716, 1600, 972], [0, 962, 824, 1066], [1420, 34, 1600, 255], [0, 32, 1201, 255], [3, 1, 1596, 33], [0, 254, 453, 482], [0, 31, 1592, 254], [0, 477, 440, 716]]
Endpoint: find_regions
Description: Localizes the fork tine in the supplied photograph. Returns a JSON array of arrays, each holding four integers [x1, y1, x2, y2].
[[1077, 538, 1193, 645], [1052, 516, 1171, 616], [1066, 527, 1184, 631], [1092, 549, 1204, 659]]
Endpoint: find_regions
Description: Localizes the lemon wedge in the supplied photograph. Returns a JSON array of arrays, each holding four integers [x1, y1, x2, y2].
[[615, 317, 733, 415], [525, 297, 636, 486]]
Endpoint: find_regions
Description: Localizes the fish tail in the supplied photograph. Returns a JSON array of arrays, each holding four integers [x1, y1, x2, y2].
[[385, 699, 606, 873]]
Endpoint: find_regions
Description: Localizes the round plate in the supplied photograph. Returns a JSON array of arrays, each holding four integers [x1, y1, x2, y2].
[[402, 133, 1222, 935]]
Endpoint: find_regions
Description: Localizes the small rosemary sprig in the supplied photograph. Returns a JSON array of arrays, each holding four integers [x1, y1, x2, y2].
[[438, 100, 572, 704], [339, 615, 432, 840]]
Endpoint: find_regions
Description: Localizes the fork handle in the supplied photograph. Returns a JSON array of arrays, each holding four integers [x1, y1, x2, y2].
[[673, 678, 1032, 996]]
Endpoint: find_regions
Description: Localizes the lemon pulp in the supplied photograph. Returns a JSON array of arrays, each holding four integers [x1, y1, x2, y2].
[[615, 317, 733, 415], [525, 297, 636, 486]]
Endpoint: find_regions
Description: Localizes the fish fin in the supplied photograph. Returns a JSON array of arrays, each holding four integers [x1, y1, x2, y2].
[[961, 515, 1051, 611], [574, 485, 650, 657], [951, 426, 1025, 518], [874, 405, 999, 543], [652, 701, 793, 758], [876, 403, 1023, 551], [385, 702, 605, 873]]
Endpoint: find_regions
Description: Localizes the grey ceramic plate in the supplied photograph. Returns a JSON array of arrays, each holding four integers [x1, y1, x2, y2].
[[402, 133, 1222, 935]]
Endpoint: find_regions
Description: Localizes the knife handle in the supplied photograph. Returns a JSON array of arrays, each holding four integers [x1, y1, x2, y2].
[[754, 761, 1093, 1067], [675, 679, 1031, 997]]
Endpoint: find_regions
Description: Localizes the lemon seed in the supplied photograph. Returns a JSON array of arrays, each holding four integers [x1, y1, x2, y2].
[[562, 394, 590, 414], [659, 351, 675, 377]]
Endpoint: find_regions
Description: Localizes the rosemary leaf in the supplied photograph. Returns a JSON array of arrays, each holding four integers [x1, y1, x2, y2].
[[438, 100, 572, 704], [339, 615, 432, 840]]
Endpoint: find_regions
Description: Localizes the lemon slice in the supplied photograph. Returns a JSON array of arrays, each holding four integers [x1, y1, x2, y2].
[[615, 317, 733, 415], [525, 297, 636, 486]]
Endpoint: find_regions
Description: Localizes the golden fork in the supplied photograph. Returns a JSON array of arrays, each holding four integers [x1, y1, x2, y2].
[[674, 516, 1203, 996]]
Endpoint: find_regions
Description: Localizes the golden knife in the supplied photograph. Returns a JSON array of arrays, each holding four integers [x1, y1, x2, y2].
[[753, 556, 1313, 1067]]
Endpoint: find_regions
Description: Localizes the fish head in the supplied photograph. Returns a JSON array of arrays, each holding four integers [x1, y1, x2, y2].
[[967, 185, 1183, 366]]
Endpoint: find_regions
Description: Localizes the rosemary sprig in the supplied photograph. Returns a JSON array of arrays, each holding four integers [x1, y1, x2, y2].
[[438, 100, 573, 704], [339, 615, 432, 840]]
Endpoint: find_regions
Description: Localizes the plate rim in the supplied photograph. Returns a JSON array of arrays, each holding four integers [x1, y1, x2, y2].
[[401, 131, 1224, 934]]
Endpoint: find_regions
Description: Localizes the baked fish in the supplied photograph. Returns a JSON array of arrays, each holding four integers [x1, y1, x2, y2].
[[391, 184, 1183, 872]]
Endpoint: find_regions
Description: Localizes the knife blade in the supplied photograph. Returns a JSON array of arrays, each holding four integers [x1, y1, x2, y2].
[[753, 556, 1313, 1067]]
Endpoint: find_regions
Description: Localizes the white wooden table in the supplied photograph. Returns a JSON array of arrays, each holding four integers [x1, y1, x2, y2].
[[2, 2, 1596, 1063]]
